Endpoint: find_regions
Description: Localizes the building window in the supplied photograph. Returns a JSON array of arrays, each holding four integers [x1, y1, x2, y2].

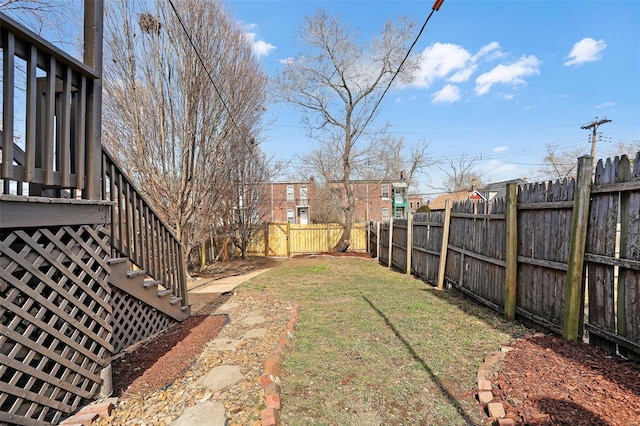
[[300, 185, 308, 204], [381, 184, 389, 200], [410, 201, 414, 209], [287, 208, 295, 223], [382, 207, 390, 222], [417, 201, 421, 208], [286, 185, 294, 202]]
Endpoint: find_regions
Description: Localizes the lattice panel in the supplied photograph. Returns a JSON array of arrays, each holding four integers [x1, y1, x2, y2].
[[110, 287, 176, 355], [0, 225, 112, 426]]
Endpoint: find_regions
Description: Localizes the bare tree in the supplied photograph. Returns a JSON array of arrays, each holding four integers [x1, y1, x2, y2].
[[275, 10, 420, 251], [536, 144, 586, 181], [103, 0, 267, 270], [605, 140, 640, 162], [436, 154, 483, 192], [1, 0, 77, 46]]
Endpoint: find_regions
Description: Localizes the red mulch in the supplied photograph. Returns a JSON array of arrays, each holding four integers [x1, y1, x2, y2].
[[111, 293, 230, 397], [493, 334, 640, 425]]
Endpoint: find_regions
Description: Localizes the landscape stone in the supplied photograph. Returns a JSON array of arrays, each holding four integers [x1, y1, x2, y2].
[[171, 401, 226, 426], [244, 328, 268, 339], [242, 314, 266, 326], [198, 365, 244, 391]]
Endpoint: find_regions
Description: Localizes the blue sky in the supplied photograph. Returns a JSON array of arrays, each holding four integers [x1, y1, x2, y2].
[[226, 0, 640, 196]]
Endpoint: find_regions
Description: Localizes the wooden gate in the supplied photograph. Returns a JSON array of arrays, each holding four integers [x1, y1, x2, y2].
[[266, 223, 289, 257]]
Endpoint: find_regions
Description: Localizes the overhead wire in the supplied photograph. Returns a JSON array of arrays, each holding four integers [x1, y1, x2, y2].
[[352, 0, 445, 145], [166, 0, 271, 178]]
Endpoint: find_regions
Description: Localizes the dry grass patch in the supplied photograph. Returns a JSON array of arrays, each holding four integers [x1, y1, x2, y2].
[[240, 258, 529, 425]]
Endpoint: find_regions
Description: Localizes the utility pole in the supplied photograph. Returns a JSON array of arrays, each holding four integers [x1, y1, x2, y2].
[[581, 117, 611, 161]]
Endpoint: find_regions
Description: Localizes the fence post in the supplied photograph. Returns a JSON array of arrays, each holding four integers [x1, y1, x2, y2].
[[376, 221, 381, 260], [563, 156, 593, 341], [388, 216, 394, 269], [406, 212, 413, 275], [437, 199, 452, 289], [504, 184, 518, 321]]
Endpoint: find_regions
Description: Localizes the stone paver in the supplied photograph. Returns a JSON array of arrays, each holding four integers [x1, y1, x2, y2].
[[244, 328, 268, 339], [171, 401, 226, 426], [198, 365, 244, 391], [242, 314, 266, 326]]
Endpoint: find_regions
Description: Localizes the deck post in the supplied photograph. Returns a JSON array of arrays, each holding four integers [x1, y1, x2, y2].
[[83, 0, 103, 200]]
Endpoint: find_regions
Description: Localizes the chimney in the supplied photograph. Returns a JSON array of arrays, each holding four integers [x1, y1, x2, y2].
[[400, 170, 407, 181], [471, 178, 476, 190]]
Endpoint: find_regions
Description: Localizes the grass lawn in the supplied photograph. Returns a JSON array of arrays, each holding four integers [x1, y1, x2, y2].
[[239, 257, 529, 425]]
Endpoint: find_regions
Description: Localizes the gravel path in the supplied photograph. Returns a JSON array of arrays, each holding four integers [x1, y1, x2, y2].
[[94, 292, 293, 426]]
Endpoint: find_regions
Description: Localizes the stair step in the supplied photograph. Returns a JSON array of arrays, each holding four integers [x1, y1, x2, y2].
[[170, 296, 182, 305], [143, 279, 160, 288], [158, 289, 172, 297], [127, 270, 146, 278]]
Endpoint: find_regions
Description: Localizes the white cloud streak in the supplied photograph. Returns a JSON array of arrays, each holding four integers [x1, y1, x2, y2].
[[431, 84, 461, 104], [475, 55, 541, 95], [564, 37, 607, 66]]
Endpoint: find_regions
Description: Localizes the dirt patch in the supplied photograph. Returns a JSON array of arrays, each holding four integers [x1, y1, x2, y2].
[[292, 251, 374, 259], [111, 293, 230, 397], [493, 334, 640, 426], [190, 256, 281, 281]]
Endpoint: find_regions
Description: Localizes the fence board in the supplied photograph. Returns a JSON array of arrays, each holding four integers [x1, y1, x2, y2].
[[391, 219, 408, 271], [379, 222, 390, 266], [412, 211, 444, 285]]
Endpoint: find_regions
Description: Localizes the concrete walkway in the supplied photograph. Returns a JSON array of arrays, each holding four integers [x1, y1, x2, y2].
[[189, 268, 271, 294]]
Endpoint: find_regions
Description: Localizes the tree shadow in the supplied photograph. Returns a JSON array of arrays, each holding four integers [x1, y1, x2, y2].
[[361, 295, 477, 425]]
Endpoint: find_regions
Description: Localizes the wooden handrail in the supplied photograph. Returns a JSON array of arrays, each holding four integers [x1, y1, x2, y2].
[[101, 146, 189, 311], [1, 12, 96, 197]]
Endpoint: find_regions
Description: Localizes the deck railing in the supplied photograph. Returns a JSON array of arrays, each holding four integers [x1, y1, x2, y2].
[[102, 147, 189, 311], [1, 11, 188, 312], [1, 12, 98, 198]]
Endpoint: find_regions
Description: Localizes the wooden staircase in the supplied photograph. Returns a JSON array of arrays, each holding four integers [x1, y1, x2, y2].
[[108, 257, 189, 322]]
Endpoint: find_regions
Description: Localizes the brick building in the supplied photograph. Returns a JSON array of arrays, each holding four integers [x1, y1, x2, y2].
[[259, 177, 415, 224]]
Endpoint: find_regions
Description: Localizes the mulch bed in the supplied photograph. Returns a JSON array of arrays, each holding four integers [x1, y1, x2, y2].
[[493, 334, 640, 425], [111, 293, 230, 397]]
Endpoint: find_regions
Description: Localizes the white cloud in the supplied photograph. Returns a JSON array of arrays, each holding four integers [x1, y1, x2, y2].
[[244, 28, 276, 58], [279, 57, 295, 65], [493, 146, 509, 153], [432, 84, 461, 104], [595, 101, 615, 109], [413, 41, 506, 89], [564, 38, 606, 66], [475, 55, 541, 95], [413, 43, 471, 88]]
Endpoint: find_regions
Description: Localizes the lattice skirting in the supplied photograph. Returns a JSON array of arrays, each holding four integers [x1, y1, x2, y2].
[[0, 224, 112, 426], [110, 288, 176, 355]]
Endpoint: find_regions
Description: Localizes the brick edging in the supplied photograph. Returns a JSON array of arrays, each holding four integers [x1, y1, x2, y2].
[[259, 301, 299, 426], [477, 332, 545, 426]]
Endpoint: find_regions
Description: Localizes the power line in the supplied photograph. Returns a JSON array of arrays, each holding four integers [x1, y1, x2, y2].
[[166, 0, 269, 176], [353, 0, 445, 144]]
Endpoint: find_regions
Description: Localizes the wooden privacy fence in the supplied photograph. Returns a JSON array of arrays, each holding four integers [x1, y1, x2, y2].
[[201, 223, 368, 261], [376, 154, 640, 359]]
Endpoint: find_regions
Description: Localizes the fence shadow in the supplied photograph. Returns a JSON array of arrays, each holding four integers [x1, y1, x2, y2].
[[535, 398, 608, 425], [362, 295, 477, 425], [420, 285, 526, 338], [528, 334, 640, 398]]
